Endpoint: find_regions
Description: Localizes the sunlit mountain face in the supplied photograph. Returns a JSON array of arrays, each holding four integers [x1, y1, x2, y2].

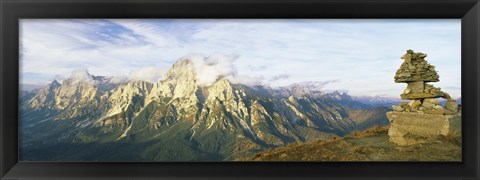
[[19, 57, 392, 161]]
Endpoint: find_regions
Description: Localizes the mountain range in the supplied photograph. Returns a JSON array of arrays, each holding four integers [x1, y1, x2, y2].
[[19, 57, 392, 161]]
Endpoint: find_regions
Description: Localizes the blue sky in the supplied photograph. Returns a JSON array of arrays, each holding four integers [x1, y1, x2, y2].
[[20, 19, 461, 98]]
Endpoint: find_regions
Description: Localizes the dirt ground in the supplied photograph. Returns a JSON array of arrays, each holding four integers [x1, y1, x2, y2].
[[242, 126, 461, 161]]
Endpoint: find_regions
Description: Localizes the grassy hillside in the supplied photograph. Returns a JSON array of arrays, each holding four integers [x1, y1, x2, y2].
[[239, 126, 461, 161]]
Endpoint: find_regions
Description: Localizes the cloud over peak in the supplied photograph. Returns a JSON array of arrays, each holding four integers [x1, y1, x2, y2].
[[68, 69, 97, 84], [179, 53, 238, 87], [128, 67, 165, 83]]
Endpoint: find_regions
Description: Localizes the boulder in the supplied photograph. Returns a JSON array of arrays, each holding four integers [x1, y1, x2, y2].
[[407, 81, 424, 93], [421, 100, 436, 109], [433, 105, 444, 110], [424, 98, 440, 105], [408, 100, 422, 109], [399, 102, 409, 110], [445, 99, 458, 112]]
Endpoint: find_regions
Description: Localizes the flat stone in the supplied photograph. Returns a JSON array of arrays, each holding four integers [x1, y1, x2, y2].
[[423, 109, 445, 115], [399, 72, 411, 78], [392, 105, 404, 112], [400, 92, 445, 100], [387, 111, 461, 145]]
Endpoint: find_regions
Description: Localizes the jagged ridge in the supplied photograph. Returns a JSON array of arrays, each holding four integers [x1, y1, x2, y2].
[[19, 57, 390, 161]]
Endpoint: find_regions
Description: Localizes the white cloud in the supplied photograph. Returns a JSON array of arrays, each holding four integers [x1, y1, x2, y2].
[[229, 75, 265, 87], [109, 76, 129, 84], [20, 19, 461, 98], [68, 69, 97, 84], [294, 80, 340, 90], [177, 53, 266, 87], [108, 19, 179, 47], [270, 74, 290, 82], [180, 54, 238, 87], [128, 67, 166, 82]]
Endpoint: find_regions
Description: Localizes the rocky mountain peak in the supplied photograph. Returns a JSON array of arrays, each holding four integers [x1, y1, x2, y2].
[[51, 80, 61, 87], [28, 71, 111, 111], [321, 91, 352, 101], [28, 80, 62, 109], [206, 78, 235, 101], [210, 78, 232, 89], [64, 69, 96, 85], [270, 82, 324, 98], [164, 58, 196, 81], [125, 80, 153, 93], [62, 70, 118, 88]]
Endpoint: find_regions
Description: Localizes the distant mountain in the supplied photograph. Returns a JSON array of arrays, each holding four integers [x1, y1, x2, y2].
[[20, 57, 390, 161], [268, 81, 324, 98], [20, 90, 36, 104], [351, 95, 404, 108]]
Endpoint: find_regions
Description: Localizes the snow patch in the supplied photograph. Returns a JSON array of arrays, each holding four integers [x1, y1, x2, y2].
[[116, 123, 132, 140], [189, 129, 196, 142], [238, 118, 256, 139]]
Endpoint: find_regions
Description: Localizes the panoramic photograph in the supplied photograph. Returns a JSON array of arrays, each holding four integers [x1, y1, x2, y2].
[[19, 19, 461, 161]]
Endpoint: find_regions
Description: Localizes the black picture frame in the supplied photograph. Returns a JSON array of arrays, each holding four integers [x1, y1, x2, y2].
[[1, 0, 479, 179]]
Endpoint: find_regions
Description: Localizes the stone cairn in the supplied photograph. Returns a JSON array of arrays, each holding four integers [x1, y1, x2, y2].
[[392, 49, 459, 115], [387, 49, 461, 145]]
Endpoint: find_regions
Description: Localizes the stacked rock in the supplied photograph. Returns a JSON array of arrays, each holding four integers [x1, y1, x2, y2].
[[392, 49, 460, 115]]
